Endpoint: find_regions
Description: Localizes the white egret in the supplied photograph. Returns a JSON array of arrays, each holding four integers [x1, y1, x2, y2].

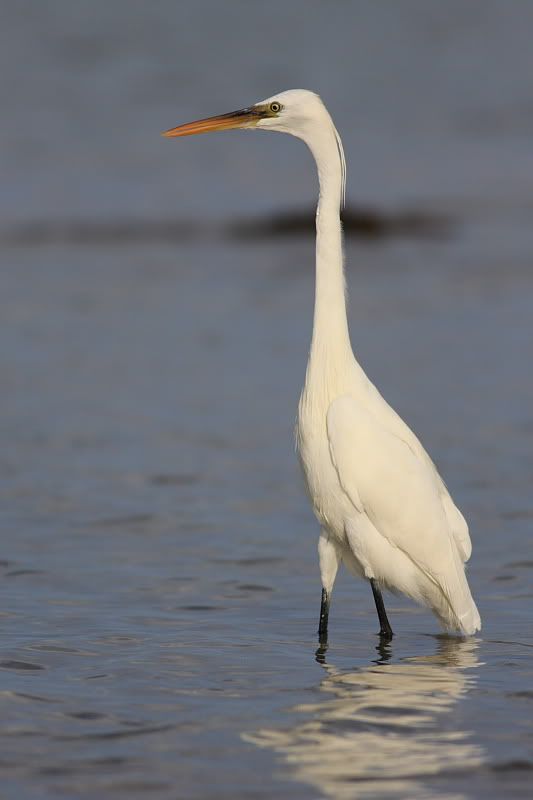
[[163, 89, 481, 639]]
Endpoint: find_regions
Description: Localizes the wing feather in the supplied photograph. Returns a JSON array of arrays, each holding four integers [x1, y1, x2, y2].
[[356, 385, 472, 563], [327, 395, 463, 577]]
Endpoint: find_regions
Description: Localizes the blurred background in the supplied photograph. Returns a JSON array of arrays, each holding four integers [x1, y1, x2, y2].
[[1, 3, 532, 799]]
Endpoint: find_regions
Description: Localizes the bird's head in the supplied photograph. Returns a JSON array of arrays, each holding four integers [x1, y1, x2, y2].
[[162, 89, 331, 142], [163, 89, 346, 207]]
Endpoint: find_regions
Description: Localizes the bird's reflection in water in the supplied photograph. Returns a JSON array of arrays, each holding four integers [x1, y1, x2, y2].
[[244, 637, 484, 799]]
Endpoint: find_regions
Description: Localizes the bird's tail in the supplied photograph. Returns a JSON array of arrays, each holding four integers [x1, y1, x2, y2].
[[432, 547, 481, 635]]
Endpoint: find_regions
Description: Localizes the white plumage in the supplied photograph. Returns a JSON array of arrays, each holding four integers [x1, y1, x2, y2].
[[163, 88, 481, 637]]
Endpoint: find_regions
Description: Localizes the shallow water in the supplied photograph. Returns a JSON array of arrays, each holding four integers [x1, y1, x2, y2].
[[1, 3, 533, 798]]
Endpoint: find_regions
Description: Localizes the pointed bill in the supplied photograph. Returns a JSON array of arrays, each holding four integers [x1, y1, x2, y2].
[[162, 106, 266, 138]]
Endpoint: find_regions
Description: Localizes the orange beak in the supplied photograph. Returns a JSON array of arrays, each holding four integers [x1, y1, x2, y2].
[[162, 106, 266, 138]]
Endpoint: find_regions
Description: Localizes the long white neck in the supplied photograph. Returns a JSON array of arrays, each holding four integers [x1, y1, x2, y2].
[[306, 122, 352, 368]]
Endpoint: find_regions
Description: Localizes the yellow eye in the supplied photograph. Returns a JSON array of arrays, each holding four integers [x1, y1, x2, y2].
[[269, 101, 281, 113]]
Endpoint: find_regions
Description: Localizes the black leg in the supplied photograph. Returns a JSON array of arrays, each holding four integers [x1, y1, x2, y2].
[[370, 578, 393, 639], [315, 639, 328, 665], [318, 587, 330, 643]]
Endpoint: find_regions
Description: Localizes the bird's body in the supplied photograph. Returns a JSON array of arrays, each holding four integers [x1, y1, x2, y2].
[[297, 355, 480, 635], [164, 89, 481, 637]]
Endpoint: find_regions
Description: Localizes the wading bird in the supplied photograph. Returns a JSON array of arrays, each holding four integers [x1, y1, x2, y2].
[[163, 90, 481, 639]]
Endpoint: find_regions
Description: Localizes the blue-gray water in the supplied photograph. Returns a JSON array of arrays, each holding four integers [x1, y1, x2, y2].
[[1, 3, 532, 798]]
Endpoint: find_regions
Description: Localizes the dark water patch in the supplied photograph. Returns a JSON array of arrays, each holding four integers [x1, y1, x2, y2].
[[236, 584, 273, 592], [491, 760, 533, 772], [178, 604, 222, 612], [37, 756, 131, 776], [237, 556, 285, 566], [0, 206, 453, 249], [229, 206, 454, 241], [211, 556, 284, 567], [486, 640, 533, 649], [0, 660, 45, 671], [101, 781, 171, 793], [64, 711, 108, 720], [27, 644, 95, 655], [505, 560, 533, 569], [5, 569, 45, 577], [507, 691, 533, 700], [319, 718, 370, 735], [54, 723, 175, 742], [492, 574, 516, 582], [93, 636, 141, 645], [361, 704, 428, 717], [149, 473, 199, 486], [13, 692, 58, 703]]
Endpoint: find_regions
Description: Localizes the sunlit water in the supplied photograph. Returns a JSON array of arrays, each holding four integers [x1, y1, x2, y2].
[[1, 3, 533, 798]]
